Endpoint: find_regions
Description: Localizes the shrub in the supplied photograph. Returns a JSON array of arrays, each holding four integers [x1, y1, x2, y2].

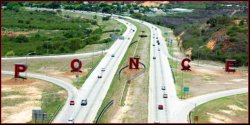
[[5, 50, 15, 57], [15, 35, 29, 43], [18, 20, 24, 23]]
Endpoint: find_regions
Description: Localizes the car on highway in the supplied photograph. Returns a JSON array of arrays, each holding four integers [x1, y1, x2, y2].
[[81, 99, 87, 106], [98, 75, 102, 78], [101, 68, 105, 72], [111, 54, 115, 57], [163, 93, 168, 98], [158, 105, 163, 110], [70, 101, 75, 105], [153, 44, 155, 46], [68, 117, 74, 123], [153, 57, 156, 59], [158, 48, 160, 51], [161, 86, 166, 90]]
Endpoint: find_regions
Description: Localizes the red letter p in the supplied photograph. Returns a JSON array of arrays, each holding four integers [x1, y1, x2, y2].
[[15, 63, 27, 79]]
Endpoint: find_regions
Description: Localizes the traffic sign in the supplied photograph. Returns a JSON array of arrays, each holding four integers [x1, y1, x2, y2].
[[183, 87, 189, 92]]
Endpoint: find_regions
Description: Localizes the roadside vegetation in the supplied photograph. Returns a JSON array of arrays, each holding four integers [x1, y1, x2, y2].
[[191, 93, 248, 123], [132, 2, 248, 66], [2, 3, 124, 57], [39, 82, 67, 123]]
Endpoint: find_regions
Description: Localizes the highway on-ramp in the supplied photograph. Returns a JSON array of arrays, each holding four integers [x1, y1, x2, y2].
[[2, 50, 108, 61], [1, 71, 78, 123]]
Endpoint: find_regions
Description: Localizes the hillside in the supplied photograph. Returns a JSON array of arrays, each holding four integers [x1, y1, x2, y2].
[[133, 2, 248, 66]]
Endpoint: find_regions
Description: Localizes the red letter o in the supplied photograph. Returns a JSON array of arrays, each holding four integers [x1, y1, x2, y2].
[[71, 59, 82, 72]]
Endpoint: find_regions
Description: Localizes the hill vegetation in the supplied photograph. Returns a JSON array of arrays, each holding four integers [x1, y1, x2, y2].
[[131, 2, 248, 66], [1, 4, 120, 56]]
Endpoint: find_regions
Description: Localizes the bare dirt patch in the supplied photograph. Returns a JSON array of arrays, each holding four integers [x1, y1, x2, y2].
[[228, 105, 247, 112], [1, 75, 65, 123], [2, 31, 37, 37], [122, 65, 144, 79], [207, 112, 232, 123], [179, 65, 248, 97], [2, 77, 36, 85]]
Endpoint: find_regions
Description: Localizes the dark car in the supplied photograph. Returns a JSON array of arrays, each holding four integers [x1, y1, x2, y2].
[[111, 54, 115, 57], [70, 101, 75, 105], [153, 57, 156, 59], [161, 86, 166, 90], [163, 93, 168, 98], [158, 105, 163, 110], [81, 99, 87, 106]]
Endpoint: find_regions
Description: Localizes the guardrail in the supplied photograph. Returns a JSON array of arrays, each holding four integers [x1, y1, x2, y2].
[[170, 65, 176, 84], [49, 104, 63, 123], [95, 100, 114, 123]]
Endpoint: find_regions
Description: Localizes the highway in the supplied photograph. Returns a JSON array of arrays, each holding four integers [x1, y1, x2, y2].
[[2, 50, 108, 61], [1, 71, 78, 123], [146, 22, 177, 123], [68, 17, 137, 123], [3, 7, 247, 123], [122, 16, 248, 123]]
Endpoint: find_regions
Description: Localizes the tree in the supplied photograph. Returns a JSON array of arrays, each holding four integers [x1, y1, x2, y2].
[[15, 35, 29, 43], [207, 17, 216, 27], [47, 2, 60, 9], [6, 2, 21, 11], [93, 15, 97, 19], [102, 6, 111, 13]]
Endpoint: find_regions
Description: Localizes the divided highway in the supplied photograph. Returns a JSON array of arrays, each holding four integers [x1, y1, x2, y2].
[[3, 7, 247, 123]]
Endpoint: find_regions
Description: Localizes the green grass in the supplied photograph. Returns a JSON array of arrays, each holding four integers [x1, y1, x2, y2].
[[2, 9, 126, 56], [39, 82, 67, 123], [95, 18, 150, 123], [191, 93, 248, 123], [2, 98, 28, 107], [2, 91, 25, 97]]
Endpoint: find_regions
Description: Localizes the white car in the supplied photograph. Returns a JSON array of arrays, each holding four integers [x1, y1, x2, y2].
[[68, 117, 74, 123]]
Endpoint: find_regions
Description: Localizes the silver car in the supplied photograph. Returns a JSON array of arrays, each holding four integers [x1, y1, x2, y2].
[[161, 86, 166, 90]]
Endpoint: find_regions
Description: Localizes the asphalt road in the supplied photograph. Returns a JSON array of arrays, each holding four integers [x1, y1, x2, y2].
[[2, 50, 108, 61], [3, 7, 247, 123], [65, 14, 137, 123], [170, 88, 248, 123]]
